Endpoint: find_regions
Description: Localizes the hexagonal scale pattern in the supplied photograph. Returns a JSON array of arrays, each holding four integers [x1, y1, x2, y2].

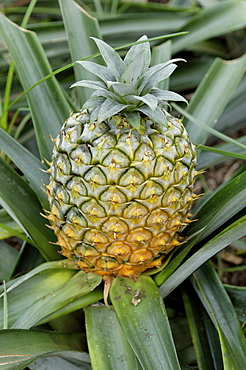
[[47, 111, 197, 277]]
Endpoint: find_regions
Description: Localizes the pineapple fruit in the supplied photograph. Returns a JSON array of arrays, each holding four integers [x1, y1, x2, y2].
[[46, 36, 197, 279]]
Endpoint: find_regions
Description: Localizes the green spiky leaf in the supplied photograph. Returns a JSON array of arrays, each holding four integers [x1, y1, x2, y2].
[[74, 37, 186, 129], [110, 276, 181, 370], [91, 37, 126, 79], [97, 98, 129, 123], [133, 94, 158, 112], [121, 50, 149, 88], [124, 35, 151, 68], [107, 82, 138, 97], [124, 112, 141, 131], [151, 88, 188, 104], [71, 80, 106, 90], [139, 61, 182, 94], [137, 105, 167, 125], [76, 61, 115, 83]]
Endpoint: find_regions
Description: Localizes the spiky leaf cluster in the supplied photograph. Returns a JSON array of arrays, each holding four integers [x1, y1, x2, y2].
[[71, 36, 187, 131]]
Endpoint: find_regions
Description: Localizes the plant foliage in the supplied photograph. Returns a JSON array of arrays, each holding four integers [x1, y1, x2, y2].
[[0, 1, 245, 369]]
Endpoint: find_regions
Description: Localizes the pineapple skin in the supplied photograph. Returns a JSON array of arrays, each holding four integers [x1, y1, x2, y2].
[[46, 110, 197, 278]]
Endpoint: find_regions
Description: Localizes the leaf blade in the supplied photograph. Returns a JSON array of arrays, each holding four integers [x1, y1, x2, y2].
[[182, 285, 223, 370], [0, 261, 78, 329], [110, 276, 181, 370], [91, 37, 126, 79], [0, 13, 71, 161], [85, 306, 141, 370], [184, 55, 246, 145], [190, 262, 246, 369], [0, 128, 49, 210], [12, 271, 102, 329], [0, 158, 59, 261], [0, 329, 87, 370], [186, 170, 246, 240], [159, 215, 246, 298], [59, 0, 102, 104], [172, 1, 246, 54], [0, 241, 18, 281]]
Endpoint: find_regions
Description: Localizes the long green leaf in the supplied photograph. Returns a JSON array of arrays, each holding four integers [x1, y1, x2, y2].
[[0, 241, 18, 281], [184, 55, 246, 145], [173, 103, 246, 152], [159, 215, 246, 298], [0, 222, 34, 246], [0, 329, 87, 370], [0, 209, 22, 240], [0, 13, 71, 161], [168, 315, 194, 367], [99, 12, 192, 40], [225, 285, 246, 326], [0, 262, 77, 329], [155, 170, 246, 286], [0, 260, 77, 294], [6, 32, 187, 113], [0, 157, 59, 261], [110, 276, 181, 370], [12, 271, 101, 329], [29, 354, 91, 370], [59, 0, 102, 105], [186, 170, 246, 240], [215, 76, 246, 134], [172, 0, 246, 54], [37, 287, 103, 327], [190, 262, 246, 369], [182, 285, 223, 370], [198, 137, 246, 169], [170, 57, 214, 92], [151, 40, 172, 91], [11, 243, 45, 281], [0, 260, 102, 329], [0, 128, 49, 210], [85, 306, 141, 370]]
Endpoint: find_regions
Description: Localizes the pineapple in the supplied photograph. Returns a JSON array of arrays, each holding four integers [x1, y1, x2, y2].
[[46, 36, 197, 279]]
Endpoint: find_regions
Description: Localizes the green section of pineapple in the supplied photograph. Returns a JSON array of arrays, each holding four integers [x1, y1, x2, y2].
[[46, 36, 197, 278]]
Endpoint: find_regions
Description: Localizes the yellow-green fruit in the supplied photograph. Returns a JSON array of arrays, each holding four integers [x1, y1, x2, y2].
[[46, 36, 197, 278]]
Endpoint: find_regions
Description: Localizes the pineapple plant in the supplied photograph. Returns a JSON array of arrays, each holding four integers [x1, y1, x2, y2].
[[46, 36, 197, 279], [0, 1, 246, 369]]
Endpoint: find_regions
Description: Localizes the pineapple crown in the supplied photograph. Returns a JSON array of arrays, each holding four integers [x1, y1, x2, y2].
[[71, 36, 187, 131]]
